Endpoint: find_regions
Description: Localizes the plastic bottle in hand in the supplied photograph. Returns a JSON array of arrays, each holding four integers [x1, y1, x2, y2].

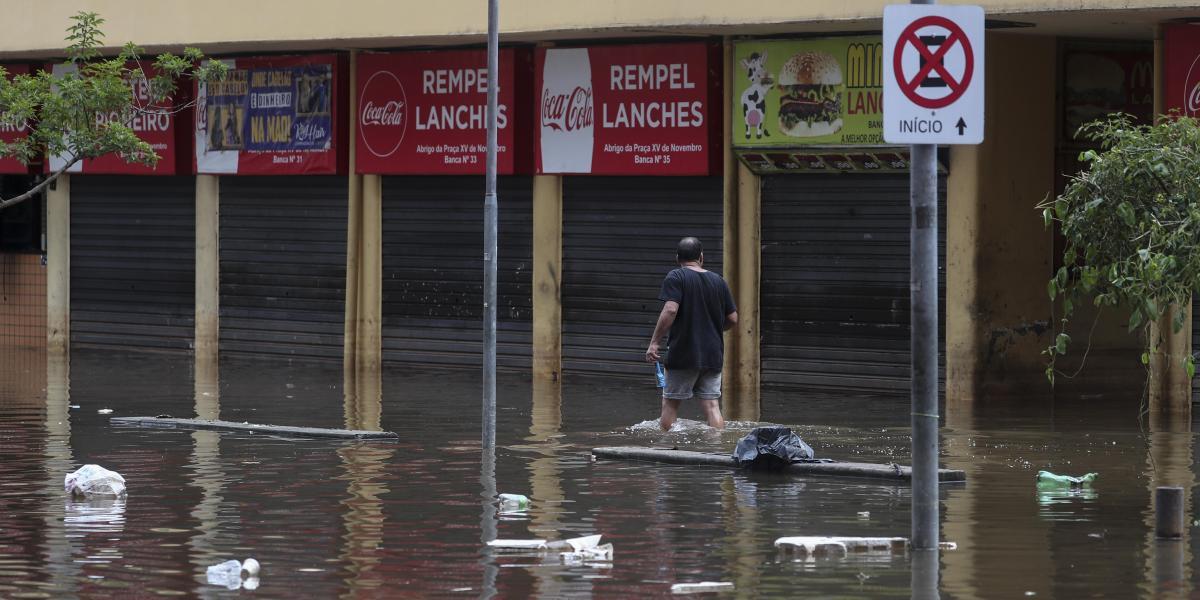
[[655, 362, 666, 388]]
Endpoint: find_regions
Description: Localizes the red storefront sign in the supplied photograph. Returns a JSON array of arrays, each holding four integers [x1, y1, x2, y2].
[[47, 62, 187, 175], [355, 49, 530, 174], [1164, 24, 1200, 118], [535, 43, 720, 175], [195, 54, 346, 175], [0, 64, 33, 174]]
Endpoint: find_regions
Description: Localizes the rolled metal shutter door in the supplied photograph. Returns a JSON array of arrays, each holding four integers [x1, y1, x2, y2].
[[70, 176, 196, 353], [380, 176, 532, 369], [219, 176, 347, 361], [760, 174, 945, 396], [562, 176, 724, 379]]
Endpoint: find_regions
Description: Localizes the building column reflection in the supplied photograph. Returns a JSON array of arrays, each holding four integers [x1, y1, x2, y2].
[[188, 351, 227, 597], [522, 377, 570, 596], [1143, 422, 1194, 597], [338, 365, 392, 599], [719, 473, 761, 594], [43, 352, 80, 592]]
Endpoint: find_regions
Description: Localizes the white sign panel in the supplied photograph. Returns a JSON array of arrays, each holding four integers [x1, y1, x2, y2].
[[883, 4, 985, 145]]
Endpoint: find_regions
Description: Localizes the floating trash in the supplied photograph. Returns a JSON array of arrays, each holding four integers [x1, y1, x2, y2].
[[206, 558, 261, 590], [498, 493, 529, 512], [857, 511, 870, 519], [671, 581, 735, 594], [98, 409, 113, 414], [64, 465, 126, 499], [1036, 471, 1097, 489]]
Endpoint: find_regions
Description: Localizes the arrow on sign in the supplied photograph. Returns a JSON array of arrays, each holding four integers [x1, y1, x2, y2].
[[955, 117, 966, 135]]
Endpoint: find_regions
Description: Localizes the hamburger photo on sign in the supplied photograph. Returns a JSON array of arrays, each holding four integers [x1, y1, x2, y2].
[[777, 51, 844, 137]]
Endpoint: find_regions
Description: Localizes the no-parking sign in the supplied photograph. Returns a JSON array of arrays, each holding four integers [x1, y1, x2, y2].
[[883, 4, 984, 145]]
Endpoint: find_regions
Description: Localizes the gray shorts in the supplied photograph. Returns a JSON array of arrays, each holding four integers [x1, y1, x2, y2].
[[663, 368, 722, 401]]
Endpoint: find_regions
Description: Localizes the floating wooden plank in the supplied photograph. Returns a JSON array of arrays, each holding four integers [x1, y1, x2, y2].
[[110, 416, 398, 440], [591, 446, 966, 482]]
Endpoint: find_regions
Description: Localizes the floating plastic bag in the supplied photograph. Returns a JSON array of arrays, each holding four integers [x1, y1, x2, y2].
[[1036, 470, 1097, 489], [206, 558, 260, 590], [498, 493, 529, 512], [64, 464, 126, 499], [732, 426, 814, 470]]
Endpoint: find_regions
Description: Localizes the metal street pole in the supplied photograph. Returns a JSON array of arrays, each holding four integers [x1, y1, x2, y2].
[[482, 0, 499, 452], [909, 0, 940, 552]]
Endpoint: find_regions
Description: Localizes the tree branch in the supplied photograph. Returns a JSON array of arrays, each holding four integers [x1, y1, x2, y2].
[[0, 154, 81, 211]]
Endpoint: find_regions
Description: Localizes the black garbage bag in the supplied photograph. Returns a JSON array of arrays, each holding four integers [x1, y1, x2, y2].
[[732, 426, 815, 470]]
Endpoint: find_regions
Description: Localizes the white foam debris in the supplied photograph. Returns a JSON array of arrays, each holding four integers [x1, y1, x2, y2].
[[775, 536, 908, 555]]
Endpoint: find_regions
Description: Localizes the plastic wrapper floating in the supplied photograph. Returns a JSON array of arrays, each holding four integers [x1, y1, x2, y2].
[[64, 464, 126, 499]]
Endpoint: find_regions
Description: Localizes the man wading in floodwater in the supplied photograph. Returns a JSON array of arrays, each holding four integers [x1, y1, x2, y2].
[[645, 237, 738, 431]]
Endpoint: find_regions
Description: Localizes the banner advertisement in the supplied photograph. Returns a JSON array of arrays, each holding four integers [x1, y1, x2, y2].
[[0, 64, 33, 174], [535, 43, 718, 175], [45, 62, 185, 176], [356, 49, 530, 175], [1060, 44, 1152, 143], [195, 54, 343, 175], [732, 37, 884, 147], [1164, 24, 1200, 118]]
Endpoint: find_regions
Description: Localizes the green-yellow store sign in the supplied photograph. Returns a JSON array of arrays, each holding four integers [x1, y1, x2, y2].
[[733, 36, 884, 147]]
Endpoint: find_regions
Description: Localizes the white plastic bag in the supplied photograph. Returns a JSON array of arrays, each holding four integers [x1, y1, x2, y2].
[[64, 464, 126, 499], [206, 558, 261, 590]]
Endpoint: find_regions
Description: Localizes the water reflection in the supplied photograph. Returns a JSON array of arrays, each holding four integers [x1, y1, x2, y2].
[[1143, 426, 1194, 597], [5, 349, 1200, 597], [336, 365, 392, 597]]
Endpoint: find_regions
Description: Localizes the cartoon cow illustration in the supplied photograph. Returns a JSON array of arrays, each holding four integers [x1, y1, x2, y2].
[[740, 51, 773, 139]]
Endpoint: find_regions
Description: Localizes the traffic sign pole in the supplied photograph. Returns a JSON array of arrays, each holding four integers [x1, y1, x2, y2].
[[909, 0, 940, 555]]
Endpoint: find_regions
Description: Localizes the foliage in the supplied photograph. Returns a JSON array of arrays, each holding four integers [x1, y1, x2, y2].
[[0, 11, 226, 210], [1039, 113, 1200, 384]]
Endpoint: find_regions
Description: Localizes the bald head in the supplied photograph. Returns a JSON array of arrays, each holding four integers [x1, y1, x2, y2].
[[677, 237, 703, 263]]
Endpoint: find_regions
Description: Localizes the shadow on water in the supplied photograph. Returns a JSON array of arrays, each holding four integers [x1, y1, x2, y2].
[[0, 345, 1196, 598]]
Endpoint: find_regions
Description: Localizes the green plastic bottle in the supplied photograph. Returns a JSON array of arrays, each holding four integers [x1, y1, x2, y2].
[[1036, 470, 1097, 489]]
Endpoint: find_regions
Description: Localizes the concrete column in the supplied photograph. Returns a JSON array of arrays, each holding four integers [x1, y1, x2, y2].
[[356, 174, 383, 370], [195, 175, 220, 358], [728, 162, 761, 422], [344, 49, 364, 371], [1147, 27, 1193, 420], [945, 34, 1056, 407], [721, 37, 741, 408], [46, 174, 70, 354], [532, 174, 563, 382], [720, 37, 760, 421]]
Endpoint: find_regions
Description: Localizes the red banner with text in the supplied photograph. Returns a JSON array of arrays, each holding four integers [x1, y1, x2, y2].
[[0, 64, 33, 174], [535, 43, 719, 175], [1164, 24, 1200, 118], [355, 49, 530, 174], [46, 62, 188, 175]]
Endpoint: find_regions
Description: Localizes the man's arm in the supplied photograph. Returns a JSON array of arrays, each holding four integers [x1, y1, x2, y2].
[[646, 300, 679, 362], [724, 310, 738, 331]]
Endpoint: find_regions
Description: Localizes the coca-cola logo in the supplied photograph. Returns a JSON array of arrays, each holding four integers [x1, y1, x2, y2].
[[1186, 54, 1200, 116], [541, 86, 593, 132], [359, 70, 407, 158]]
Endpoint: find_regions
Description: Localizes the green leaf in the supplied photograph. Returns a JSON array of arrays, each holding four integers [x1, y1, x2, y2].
[[1042, 207, 1053, 228], [1129, 309, 1144, 332], [1117, 202, 1136, 227], [1141, 352, 1150, 365], [1187, 357, 1196, 380], [1047, 279, 1057, 300], [1044, 365, 1055, 385], [1055, 333, 1070, 355]]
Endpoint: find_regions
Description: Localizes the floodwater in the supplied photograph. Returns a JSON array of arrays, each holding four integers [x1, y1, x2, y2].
[[0, 347, 1196, 599]]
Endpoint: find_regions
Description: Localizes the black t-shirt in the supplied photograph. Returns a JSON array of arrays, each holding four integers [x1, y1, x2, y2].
[[658, 267, 736, 370]]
